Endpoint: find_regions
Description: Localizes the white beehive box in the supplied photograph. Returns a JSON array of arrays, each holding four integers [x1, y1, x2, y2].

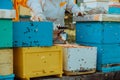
[[73, 14, 120, 22], [81, 2, 109, 12], [56, 44, 97, 75]]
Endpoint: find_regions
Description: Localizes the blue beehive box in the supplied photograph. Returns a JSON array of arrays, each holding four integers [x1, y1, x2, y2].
[[0, 74, 15, 80], [13, 22, 53, 47], [79, 42, 120, 72], [109, 6, 120, 14], [0, 0, 13, 9], [76, 21, 120, 72], [76, 21, 120, 44]]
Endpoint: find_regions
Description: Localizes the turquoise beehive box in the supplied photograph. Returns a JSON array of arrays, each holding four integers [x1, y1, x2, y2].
[[0, 20, 12, 47]]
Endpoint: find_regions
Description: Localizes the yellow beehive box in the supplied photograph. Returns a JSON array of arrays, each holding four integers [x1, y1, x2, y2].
[[0, 49, 13, 75], [13, 46, 63, 80]]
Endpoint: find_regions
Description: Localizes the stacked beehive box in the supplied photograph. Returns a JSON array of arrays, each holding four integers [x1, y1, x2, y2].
[[13, 1, 98, 78], [75, 0, 120, 72], [0, 0, 15, 79], [13, 2, 63, 80], [80, 0, 109, 14]]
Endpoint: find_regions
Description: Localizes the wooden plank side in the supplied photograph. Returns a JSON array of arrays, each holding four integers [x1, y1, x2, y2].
[[73, 14, 120, 22], [0, 9, 15, 18]]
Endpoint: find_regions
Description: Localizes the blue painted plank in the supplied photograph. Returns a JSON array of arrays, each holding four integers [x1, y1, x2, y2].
[[98, 66, 120, 73], [109, 6, 120, 14], [0, 74, 15, 80], [13, 22, 53, 47], [76, 22, 120, 44], [0, 0, 13, 9]]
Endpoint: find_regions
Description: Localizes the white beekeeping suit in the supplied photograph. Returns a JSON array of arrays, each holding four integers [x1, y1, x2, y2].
[[27, 0, 81, 27]]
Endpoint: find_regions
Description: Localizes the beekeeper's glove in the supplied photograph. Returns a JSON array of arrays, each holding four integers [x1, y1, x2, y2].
[[76, 11, 87, 16]]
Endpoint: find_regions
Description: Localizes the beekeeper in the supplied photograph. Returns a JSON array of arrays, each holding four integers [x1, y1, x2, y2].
[[27, 0, 83, 27], [26, 0, 84, 43]]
